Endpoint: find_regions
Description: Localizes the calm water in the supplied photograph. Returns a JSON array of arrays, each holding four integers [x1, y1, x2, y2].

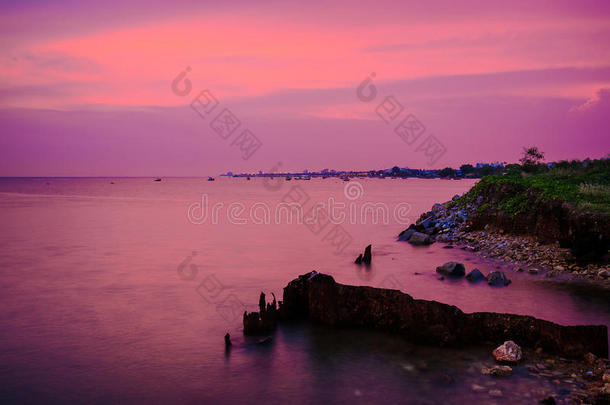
[[0, 177, 608, 404]]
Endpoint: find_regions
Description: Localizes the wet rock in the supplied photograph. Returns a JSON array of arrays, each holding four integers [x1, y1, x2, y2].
[[398, 227, 416, 242], [471, 383, 486, 392], [224, 333, 232, 347], [363, 245, 372, 265], [603, 372, 610, 383], [528, 268, 540, 275], [408, 232, 434, 246], [243, 292, 278, 335], [354, 245, 372, 265], [274, 271, 609, 357], [436, 261, 466, 277], [539, 396, 556, 404], [487, 271, 511, 286], [488, 389, 503, 397], [482, 365, 513, 377], [466, 268, 485, 282], [493, 341, 523, 364], [599, 269, 610, 278]]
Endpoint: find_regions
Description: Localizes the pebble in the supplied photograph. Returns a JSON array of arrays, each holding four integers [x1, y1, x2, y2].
[[471, 384, 486, 392], [488, 389, 502, 397]]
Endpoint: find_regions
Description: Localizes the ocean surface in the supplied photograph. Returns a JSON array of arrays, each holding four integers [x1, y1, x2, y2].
[[0, 177, 608, 404]]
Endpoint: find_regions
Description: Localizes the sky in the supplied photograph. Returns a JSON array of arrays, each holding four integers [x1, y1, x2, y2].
[[1, 0, 610, 176]]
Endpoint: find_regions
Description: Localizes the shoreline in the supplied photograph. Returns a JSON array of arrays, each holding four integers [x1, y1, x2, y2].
[[405, 196, 610, 287]]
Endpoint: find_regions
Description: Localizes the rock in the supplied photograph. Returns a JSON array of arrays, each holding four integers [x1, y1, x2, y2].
[[528, 268, 539, 275], [274, 271, 609, 357], [466, 269, 485, 282], [487, 271, 511, 286], [408, 232, 434, 245], [436, 261, 466, 277], [539, 396, 556, 404], [481, 365, 513, 377], [224, 333, 232, 348], [603, 372, 610, 383], [354, 244, 372, 265], [599, 269, 610, 278], [442, 245, 454, 249], [553, 266, 564, 272], [471, 383, 486, 392], [516, 267, 525, 272], [243, 292, 278, 335], [362, 245, 372, 265], [398, 227, 416, 241], [437, 276, 445, 281], [488, 389, 502, 397], [493, 341, 522, 363]]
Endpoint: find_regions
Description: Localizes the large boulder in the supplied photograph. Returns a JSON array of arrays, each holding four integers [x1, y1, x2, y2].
[[493, 341, 522, 363], [487, 271, 511, 286], [408, 232, 434, 246], [436, 262, 466, 277], [466, 269, 485, 282]]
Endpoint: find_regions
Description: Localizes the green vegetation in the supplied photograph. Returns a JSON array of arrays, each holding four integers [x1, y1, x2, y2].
[[463, 156, 610, 215]]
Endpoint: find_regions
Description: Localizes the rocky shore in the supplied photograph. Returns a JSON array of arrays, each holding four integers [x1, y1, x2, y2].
[[400, 194, 610, 285], [243, 271, 610, 403]]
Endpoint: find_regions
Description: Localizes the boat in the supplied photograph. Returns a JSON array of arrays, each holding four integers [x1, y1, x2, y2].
[[341, 176, 350, 181], [208, 177, 215, 181], [303, 176, 311, 180], [247, 177, 251, 181], [285, 176, 292, 181], [154, 178, 162, 182]]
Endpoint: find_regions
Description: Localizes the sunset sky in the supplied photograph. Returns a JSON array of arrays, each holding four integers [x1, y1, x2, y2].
[[1, 0, 610, 176]]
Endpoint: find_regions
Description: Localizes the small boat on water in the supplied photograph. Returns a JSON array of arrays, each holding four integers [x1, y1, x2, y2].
[[208, 177, 215, 181], [303, 176, 311, 180], [285, 176, 292, 181], [341, 176, 350, 181], [246, 177, 251, 180], [154, 178, 162, 182]]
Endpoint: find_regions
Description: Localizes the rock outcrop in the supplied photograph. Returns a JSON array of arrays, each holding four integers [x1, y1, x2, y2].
[[355, 245, 372, 265], [258, 271, 608, 358], [243, 292, 278, 335]]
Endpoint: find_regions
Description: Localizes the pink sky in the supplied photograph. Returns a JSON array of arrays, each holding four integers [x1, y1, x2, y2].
[[1, 0, 609, 176]]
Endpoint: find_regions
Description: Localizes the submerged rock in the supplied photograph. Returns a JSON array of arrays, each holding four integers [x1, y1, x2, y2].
[[493, 341, 523, 364], [436, 262, 466, 277], [354, 245, 372, 265], [481, 365, 513, 377], [487, 271, 511, 286], [408, 232, 434, 245], [466, 268, 485, 282], [398, 228, 416, 242], [263, 271, 608, 358]]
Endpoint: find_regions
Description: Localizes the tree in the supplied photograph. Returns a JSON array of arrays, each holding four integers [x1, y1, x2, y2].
[[438, 167, 457, 178], [519, 146, 545, 167], [460, 164, 475, 174]]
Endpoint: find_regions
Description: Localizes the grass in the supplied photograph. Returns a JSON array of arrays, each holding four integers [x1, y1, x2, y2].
[[461, 158, 610, 215]]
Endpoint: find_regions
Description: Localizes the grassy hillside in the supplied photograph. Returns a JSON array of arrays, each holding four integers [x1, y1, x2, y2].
[[461, 158, 610, 215]]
